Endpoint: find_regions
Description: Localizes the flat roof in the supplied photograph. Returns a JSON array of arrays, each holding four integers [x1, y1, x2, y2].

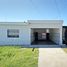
[[28, 20, 63, 24], [63, 26, 67, 28], [0, 20, 63, 25], [0, 22, 28, 25]]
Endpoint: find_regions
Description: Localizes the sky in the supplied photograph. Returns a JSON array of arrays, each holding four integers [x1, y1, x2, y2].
[[0, 0, 67, 25]]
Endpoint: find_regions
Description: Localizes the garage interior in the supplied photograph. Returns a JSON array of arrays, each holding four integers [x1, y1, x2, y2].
[[31, 28, 60, 45]]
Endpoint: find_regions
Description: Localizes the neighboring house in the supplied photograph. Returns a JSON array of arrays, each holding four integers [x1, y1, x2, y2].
[[0, 20, 64, 45], [62, 26, 67, 44]]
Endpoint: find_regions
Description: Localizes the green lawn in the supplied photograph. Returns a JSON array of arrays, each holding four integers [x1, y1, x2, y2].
[[62, 48, 67, 53], [0, 46, 38, 67]]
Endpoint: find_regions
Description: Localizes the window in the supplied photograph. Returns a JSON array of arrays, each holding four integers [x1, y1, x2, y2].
[[7, 29, 19, 38]]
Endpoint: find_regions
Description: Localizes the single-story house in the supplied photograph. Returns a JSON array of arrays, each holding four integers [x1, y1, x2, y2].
[[0, 20, 65, 46]]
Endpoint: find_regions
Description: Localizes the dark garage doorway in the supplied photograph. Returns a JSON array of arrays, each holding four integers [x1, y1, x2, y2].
[[31, 28, 57, 45]]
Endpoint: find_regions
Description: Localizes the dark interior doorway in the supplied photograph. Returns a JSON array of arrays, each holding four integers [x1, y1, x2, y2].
[[46, 33, 50, 41], [34, 32, 38, 41], [32, 32, 56, 45]]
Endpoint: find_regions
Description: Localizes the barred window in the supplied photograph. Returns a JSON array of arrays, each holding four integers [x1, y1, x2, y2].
[[7, 29, 19, 38]]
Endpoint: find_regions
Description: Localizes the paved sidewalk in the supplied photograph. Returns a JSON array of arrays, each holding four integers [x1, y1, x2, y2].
[[38, 48, 67, 67]]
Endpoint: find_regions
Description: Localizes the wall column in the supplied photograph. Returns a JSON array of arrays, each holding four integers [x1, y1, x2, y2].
[[59, 27, 62, 45]]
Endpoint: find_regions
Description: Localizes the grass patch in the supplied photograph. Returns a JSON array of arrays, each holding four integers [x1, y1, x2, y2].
[[0, 46, 38, 67], [62, 48, 67, 53]]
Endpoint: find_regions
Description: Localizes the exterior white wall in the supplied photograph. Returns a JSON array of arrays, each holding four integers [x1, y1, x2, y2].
[[59, 27, 63, 45], [0, 20, 63, 45], [0, 25, 30, 45], [29, 23, 62, 29], [31, 29, 34, 42]]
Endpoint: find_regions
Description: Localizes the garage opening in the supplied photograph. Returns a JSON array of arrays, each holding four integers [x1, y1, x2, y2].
[[31, 28, 60, 45]]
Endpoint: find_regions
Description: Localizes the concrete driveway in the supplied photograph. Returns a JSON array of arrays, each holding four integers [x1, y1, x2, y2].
[[38, 48, 67, 67]]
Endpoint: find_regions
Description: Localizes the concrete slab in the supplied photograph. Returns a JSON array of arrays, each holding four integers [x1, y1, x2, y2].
[[38, 48, 67, 67]]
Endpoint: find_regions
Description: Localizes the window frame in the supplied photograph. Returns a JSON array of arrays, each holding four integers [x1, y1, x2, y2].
[[7, 29, 19, 38]]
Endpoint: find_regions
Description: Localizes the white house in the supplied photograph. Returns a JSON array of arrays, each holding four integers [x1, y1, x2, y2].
[[0, 20, 63, 46]]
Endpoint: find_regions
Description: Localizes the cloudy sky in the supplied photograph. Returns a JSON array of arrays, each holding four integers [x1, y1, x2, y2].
[[0, 0, 67, 25]]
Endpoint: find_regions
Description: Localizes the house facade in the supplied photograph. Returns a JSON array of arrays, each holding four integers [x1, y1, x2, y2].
[[0, 20, 63, 46]]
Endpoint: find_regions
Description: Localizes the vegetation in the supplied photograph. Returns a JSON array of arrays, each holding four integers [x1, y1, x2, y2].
[[0, 46, 38, 67], [62, 48, 67, 53]]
